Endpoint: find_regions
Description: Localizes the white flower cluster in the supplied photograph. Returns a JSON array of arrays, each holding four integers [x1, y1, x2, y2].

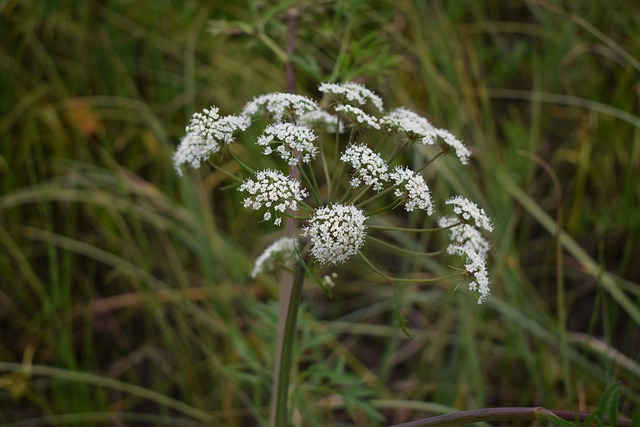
[[257, 123, 318, 165], [340, 143, 389, 192], [389, 166, 434, 214], [175, 82, 492, 303], [173, 133, 217, 176], [380, 108, 438, 145], [238, 169, 308, 226], [434, 129, 471, 165], [300, 110, 346, 134], [186, 107, 250, 145], [449, 243, 490, 304], [319, 82, 384, 112], [439, 196, 492, 303], [381, 108, 471, 164], [174, 107, 250, 175], [302, 204, 367, 265], [446, 196, 493, 232], [251, 237, 298, 278], [334, 104, 381, 129], [241, 92, 318, 122]]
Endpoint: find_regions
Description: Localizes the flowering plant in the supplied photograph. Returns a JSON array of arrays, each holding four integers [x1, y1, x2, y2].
[[175, 82, 492, 302], [174, 82, 493, 425]]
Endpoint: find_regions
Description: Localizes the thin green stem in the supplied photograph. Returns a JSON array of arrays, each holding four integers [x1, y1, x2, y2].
[[386, 139, 412, 164], [416, 150, 446, 173], [368, 224, 449, 233], [355, 182, 398, 209], [299, 163, 322, 206], [359, 251, 461, 283], [367, 235, 444, 257], [274, 258, 306, 427], [344, 182, 373, 205], [364, 198, 403, 216], [319, 138, 332, 199], [226, 146, 255, 175], [207, 160, 243, 183]]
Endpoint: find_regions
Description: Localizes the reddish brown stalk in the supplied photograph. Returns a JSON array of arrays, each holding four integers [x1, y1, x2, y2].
[[270, 5, 301, 427], [386, 407, 632, 427]]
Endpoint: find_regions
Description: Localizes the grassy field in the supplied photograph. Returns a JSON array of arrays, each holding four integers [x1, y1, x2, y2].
[[1, 0, 639, 425]]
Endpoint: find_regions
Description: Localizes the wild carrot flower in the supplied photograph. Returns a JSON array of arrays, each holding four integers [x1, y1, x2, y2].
[[434, 129, 471, 165], [303, 204, 367, 265], [173, 132, 218, 176], [251, 237, 298, 278], [257, 123, 318, 165], [318, 82, 384, 112], [241, 92, 318, 122], [445, 196, 493, 232], [186, 107, 250, 144], [448, 243, 491, 303], [380, 107, 439, 145], [174, 107, 250, 175], [333, 104, 381, 129], [381, 108, 471, 164], [175, 81, 494, 304], [340, 143, 389, 191], [389, 166, 434, 214], [238, 169, 309, 226], [438, 216, 490, 259]]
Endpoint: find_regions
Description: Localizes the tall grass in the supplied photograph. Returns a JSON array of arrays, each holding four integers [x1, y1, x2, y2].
[[1, 0, 638, 425]]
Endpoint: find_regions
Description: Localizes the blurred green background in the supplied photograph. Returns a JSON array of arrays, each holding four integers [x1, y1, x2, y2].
[[1, 0, 639, 425]]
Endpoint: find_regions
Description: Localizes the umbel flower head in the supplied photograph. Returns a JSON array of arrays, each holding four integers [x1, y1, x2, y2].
[[341, 143, 389, 192], [257, 122, 318, 165], [173, 132, 216, 176], [302, 204, 367, 266], [446, 196, 493, 232], [319, 82, 385, 112], [448, 243, 491, 304], [381, 108, 471, 164], [333, 104, 381, 130], [380, 107, 438, 145], [438, 196, 492, 303], [389, 166, 434, 214], [238, 169, 308, 226], [241, 92, 318, 122], [174, 82, 493, 303], [438, 216, 490, 259], [173, 107, 250, 175], [252, 237, 298, 278]]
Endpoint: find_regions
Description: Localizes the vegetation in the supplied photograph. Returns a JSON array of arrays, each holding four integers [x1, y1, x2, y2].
[[1, 0, 638, 425]]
